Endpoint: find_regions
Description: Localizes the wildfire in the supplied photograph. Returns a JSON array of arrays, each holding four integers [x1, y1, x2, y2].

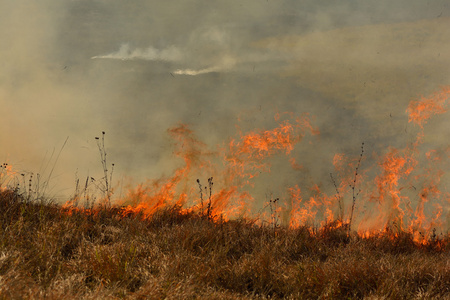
[[0, 163, 17, 191], [406, 86, 450, 128], [60, 87, 450, 245]]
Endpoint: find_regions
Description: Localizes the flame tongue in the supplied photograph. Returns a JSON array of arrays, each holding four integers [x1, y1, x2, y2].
[[0, 163, 17, 191], [113, 113, 319, 221], [407, 87, 449, 128], [371, 148, 414, 231], [360, 86, 450, 238], [60, 87, 450, 243]]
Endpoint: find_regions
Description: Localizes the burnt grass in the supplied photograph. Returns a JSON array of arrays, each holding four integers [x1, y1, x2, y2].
[[0, 190, 449, 299]]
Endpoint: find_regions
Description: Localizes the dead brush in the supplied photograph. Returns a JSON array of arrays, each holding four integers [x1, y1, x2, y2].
[[0, 133, 449, 299], [69, 132, 115, 210], [94, 131, 115, 207], [196, 177, 214, 220], [330, 142, 364, 234], [0, 188, 448, 299], [349, 142, 364, 232], [0, 136, 68, 205]]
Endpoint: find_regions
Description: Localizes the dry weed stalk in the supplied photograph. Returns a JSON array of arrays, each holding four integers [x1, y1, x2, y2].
[[349, 142, 364, 232], [94, 131, 114, 207], [330, 172, 343, 221], [196, 177, 214, 219]]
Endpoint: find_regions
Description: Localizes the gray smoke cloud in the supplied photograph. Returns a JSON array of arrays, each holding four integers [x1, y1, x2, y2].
[[1, 0, 450, 229]]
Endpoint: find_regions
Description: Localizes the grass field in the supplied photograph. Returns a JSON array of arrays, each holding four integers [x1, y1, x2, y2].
[[0, 189, 448, 299]]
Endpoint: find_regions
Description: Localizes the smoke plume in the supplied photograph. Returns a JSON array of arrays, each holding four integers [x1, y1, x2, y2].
[[1, 0, 450, 231]]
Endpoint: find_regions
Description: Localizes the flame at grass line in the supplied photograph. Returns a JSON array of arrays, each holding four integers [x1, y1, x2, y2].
[[117, 114, 320, 220], [61, 87, 450, 244], [353, 86, 450, 241], [370, 87, 449, 240], [322, 87, 450, 243], [0, 163, 18, 191], [0, 163, 49, 200]]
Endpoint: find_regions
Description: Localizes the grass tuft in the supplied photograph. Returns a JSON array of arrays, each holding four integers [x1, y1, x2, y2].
[[0, 189, 448, 299]]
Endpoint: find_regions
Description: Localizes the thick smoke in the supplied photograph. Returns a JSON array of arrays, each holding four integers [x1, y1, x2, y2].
[[1, 0, 450, 214]]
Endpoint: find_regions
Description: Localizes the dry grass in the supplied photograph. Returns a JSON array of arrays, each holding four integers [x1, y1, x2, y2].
[[0, 189, 449, 299]]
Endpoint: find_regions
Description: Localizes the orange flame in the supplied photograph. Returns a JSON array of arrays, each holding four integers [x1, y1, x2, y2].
[[0, 163, 18, 191], [61, 87, 450, 245], [407, 86, 450, 128]]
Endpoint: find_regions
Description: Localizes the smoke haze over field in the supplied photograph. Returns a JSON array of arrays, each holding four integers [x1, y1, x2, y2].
[[2, 0, 450, 217]]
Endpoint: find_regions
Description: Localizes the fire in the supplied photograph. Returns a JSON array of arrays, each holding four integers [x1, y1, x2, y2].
[[227, 114, 318, 174], [406, 86, 450, 128], [358, 86, 450, 241], [84, 113, 320, 222], [61, 86, 450, 245], [0, 163, 17, 191]]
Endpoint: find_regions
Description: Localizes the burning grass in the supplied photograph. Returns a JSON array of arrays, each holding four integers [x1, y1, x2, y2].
[[0, 189, 449, 299], [2, 87, 450, 298]]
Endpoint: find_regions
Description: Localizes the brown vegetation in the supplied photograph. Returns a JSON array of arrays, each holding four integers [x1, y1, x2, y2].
[[0, 190, 448, 299]]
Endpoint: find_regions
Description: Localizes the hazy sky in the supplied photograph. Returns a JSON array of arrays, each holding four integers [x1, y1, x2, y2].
[[1, 0, 450, 205]]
